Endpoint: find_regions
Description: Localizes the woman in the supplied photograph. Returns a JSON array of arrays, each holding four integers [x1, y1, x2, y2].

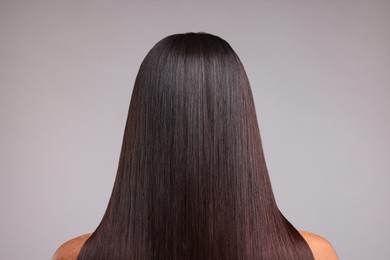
[[53, 33, 338, 259]]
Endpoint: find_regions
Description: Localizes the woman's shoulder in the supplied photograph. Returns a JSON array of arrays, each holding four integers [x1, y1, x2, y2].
[[299, 230, 339, 260], [52, 233, 92, 260]]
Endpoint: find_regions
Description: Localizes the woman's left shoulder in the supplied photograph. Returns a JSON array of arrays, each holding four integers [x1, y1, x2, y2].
[[299, 230, 339, 260], [52, 233, 92, 260]]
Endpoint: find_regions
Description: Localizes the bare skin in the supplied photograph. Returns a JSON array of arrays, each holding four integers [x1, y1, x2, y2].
[[52, 233, 90, 260], [52, 231, 338, 260], [299, 231, 339, 260]]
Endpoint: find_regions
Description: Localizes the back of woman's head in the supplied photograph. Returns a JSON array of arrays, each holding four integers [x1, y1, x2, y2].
[[78, 32, 314, 260]]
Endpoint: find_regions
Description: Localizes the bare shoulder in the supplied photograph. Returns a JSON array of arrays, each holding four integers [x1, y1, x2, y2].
[[299, 230, 339, 260], [52, 233, 92, 260]]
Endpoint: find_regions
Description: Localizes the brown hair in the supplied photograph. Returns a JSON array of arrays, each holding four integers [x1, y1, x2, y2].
[[78, 32, 314, 259]]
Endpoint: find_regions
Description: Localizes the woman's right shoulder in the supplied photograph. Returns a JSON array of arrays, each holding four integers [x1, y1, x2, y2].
[[299, 230, 339, 260], [52, 233, 92, 260]]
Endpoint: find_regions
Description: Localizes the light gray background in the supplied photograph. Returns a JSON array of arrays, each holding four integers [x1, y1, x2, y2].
[[1, 0, 389, 259]]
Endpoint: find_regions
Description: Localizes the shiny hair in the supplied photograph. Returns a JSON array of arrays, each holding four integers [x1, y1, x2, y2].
[[78, 32, 314, 259]]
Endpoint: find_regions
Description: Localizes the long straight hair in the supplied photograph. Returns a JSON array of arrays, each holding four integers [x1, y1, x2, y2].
[[78, 32, 314, 259]]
